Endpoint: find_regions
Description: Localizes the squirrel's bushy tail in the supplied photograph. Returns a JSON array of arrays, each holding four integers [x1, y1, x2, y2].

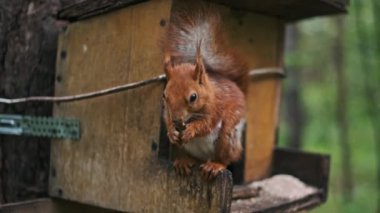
[[162, 4, 249, 93]]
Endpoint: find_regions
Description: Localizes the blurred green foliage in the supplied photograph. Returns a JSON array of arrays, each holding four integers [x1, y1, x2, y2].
[[278, 1, 379, 212]]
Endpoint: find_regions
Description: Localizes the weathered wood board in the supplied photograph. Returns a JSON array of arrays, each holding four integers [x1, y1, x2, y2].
[[1, 198, 118, 213], [217, 7, 284, 182], [51, 0, 283, 211], [50, 0, 233, 212]]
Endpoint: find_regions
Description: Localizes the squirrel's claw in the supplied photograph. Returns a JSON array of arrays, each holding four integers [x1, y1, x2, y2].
[[168, 130, 180, 145], [173, 157, 195, 176], [200, 161, 225, 181]]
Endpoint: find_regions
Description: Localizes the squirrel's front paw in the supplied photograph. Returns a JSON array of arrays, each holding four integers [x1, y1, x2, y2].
[[180, 128, 196, 144], [168, 129, 180, 145]]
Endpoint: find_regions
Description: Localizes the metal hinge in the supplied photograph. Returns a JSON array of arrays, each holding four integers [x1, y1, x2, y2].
[[0, 114, 80, 140]]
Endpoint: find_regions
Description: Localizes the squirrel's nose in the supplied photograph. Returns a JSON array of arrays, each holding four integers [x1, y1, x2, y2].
[[173, 119, 186, 132]]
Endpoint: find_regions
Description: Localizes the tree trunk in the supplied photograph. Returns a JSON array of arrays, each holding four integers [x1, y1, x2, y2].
[[284, 24, 305, 149], [0, 0, 62, 203], [333, 16, 353, 202]]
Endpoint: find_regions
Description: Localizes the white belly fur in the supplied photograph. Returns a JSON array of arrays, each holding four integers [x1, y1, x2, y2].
[[183, 121, 222, 161], [182, 119, 246, 161]]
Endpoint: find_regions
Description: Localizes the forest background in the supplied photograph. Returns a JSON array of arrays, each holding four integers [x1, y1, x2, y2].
[[281, 0, 379, 212]]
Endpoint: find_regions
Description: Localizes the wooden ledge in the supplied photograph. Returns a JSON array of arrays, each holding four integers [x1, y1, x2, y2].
[[231, 148, 330, 212], [231, 175, 324, 212], [1, 198, 119, 213], [59, 0, 348, 22]]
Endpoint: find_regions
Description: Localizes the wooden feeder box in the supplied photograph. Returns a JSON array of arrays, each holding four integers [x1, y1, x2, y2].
[[4, 0, 347, 212]]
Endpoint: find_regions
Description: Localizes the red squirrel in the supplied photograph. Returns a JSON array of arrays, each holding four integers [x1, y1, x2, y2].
[[162, 5, 249, 180]]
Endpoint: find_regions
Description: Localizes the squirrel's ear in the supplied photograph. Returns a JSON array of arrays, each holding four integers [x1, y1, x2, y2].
[[164, 53, 173, 79], [194, 42, 206, 84]]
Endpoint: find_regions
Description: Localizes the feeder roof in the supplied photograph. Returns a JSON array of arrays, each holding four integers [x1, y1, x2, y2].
[[207, 0, 348, 21], [59, 0, 348, 22]]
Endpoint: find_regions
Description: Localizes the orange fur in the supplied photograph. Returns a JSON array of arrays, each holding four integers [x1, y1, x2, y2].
[[162, 4, 248, 179]]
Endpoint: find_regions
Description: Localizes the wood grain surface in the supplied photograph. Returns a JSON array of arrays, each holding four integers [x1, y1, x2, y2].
[[50, 1, 233, 212], [218, 7, 284, 182]]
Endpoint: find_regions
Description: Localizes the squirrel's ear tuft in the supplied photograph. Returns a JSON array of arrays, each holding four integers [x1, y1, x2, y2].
[[164, 53, 173, 79], [194, 41, 206, 84]]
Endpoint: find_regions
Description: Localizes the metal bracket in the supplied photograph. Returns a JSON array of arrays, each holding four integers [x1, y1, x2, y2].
[[0, 114, 80, 140]]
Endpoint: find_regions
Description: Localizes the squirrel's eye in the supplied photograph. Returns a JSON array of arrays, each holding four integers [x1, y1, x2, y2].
[[189, 93, 197, 103]]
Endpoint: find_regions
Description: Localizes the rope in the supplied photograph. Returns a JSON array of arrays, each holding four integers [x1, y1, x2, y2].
[[0, 67, 283, 104]]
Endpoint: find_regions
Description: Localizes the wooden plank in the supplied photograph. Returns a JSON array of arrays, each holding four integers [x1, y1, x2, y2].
[[1, 199, 55, 213], [216, 8, 284, 182], [207, 0, 348, 21], [58, 0, 146, 21], [51, 2, 136, 206], [59, 0, 348, 22], [50, 0, 233, 212], [1, 198, 119, 213]]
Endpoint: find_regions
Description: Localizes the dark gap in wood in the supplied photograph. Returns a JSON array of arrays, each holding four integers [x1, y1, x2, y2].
[[158, 110, 170, 160], [227, 123, 246, 184]]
